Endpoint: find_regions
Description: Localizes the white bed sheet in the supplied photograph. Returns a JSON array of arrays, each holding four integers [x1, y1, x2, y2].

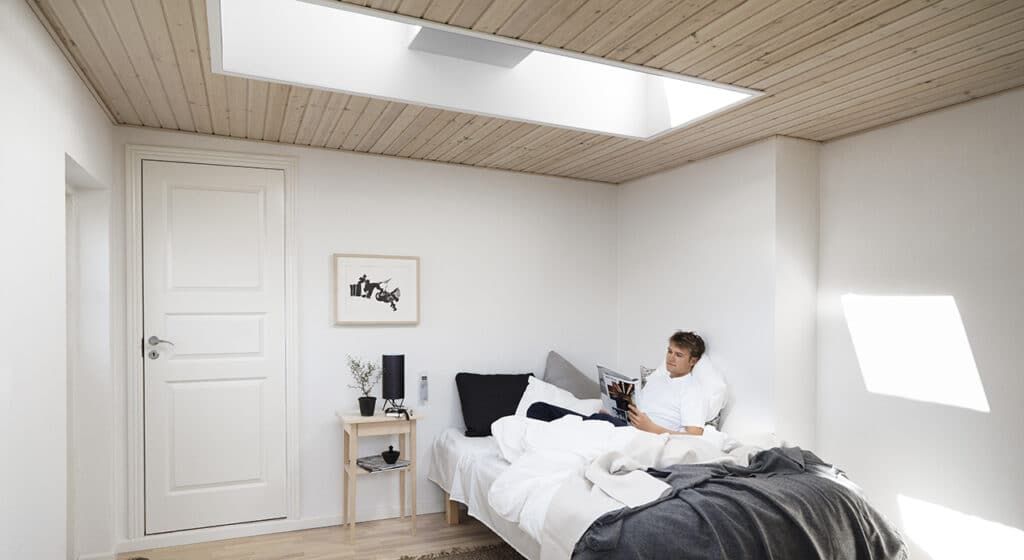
[[428, 428, 541, 560]]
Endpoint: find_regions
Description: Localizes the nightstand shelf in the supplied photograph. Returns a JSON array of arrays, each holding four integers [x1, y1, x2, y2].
[[349, 465, 411, 476]]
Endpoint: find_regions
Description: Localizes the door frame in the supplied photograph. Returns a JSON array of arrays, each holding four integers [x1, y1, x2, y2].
[[123, 144, 300, 540]]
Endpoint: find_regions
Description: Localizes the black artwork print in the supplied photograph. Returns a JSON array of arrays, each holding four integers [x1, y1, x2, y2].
[[349, 274, 401, 311]]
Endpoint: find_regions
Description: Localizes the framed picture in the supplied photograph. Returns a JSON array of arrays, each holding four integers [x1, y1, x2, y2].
[[333, 254, 420, 325]]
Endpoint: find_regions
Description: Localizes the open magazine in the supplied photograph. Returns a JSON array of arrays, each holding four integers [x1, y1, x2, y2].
[[597, 365, 640, 422]]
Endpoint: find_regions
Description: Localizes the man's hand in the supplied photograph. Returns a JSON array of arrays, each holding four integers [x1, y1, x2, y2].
[[628, 405, 703, 435], [627, 404, 663, 434]]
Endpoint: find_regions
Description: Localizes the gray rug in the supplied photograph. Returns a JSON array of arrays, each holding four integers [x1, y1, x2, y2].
[[401, 543, 525, 560]]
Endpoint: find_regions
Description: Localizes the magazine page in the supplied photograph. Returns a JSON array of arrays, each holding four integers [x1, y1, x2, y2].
[[598, 366, 639, 422]]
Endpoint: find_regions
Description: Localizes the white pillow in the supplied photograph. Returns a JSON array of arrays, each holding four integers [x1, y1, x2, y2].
[[693, 355, 728, 421], [514, 376, 602, 417]]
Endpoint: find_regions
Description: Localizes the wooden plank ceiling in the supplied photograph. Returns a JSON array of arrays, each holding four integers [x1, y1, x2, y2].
[[32, 0, 1024, 184]]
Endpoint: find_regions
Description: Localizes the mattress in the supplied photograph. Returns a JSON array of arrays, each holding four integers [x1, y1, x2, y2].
[[428, 428, 541, 560]]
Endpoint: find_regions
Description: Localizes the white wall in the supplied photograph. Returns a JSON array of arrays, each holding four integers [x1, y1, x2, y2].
[[616, 140, 778, 435], [66, 180, 113, 559], [772, 138, 819, 447], [101, 126, 618, 550], [616, 137, 819, 442], [817, 88, 1024, 558], [0, 2, 114, 559]]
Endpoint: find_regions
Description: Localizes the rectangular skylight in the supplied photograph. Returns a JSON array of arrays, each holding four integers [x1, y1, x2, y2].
[[208, 0, 760, 140]]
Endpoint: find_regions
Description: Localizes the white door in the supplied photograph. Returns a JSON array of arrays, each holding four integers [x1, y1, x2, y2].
[[142, 160, 286, 534]]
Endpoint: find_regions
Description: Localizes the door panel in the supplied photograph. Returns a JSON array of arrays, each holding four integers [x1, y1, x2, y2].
[[143, 160, 286, 534], [166, 186, 264, 289], [164, 313, 266, 358], [169, 379, 264, 488]]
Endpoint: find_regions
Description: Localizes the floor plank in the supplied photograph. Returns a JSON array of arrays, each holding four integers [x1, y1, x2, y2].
[[117, 513, 506, 560]]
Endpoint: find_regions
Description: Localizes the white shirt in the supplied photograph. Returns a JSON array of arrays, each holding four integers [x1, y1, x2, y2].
[[635, 366, 710, 432]]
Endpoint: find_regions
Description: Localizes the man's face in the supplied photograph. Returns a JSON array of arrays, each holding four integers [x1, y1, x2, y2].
[[665, 344, 698, 377]]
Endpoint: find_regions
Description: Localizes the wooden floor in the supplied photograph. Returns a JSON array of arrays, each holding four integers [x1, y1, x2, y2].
[[117, 513, 506, 560]]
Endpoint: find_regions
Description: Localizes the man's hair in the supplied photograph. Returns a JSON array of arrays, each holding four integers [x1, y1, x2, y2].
[[668, 331, 705, 360]]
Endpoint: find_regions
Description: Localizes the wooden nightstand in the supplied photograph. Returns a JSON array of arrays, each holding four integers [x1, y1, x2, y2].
[[336, 412, 420, 538]]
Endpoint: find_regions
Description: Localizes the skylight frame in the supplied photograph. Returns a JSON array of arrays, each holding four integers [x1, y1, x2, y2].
[[208, 0, 763, 141]]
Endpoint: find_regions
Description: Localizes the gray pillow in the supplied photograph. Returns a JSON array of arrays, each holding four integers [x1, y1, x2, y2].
[[543, 351, 599, 399]]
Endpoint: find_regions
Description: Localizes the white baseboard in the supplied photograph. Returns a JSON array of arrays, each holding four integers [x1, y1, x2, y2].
[[78, 553, 115, 560], [115, 500, 445, 554]]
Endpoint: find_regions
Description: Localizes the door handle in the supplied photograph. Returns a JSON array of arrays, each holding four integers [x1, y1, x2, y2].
[[148, 336, 175, 348]]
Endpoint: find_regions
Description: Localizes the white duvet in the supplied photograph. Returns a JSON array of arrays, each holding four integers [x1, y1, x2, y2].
[[486, 415, 765, 547], [487, 416, 635, 541]]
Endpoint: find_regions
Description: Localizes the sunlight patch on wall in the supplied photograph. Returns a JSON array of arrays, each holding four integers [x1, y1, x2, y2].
[[899, 494, 1024, 558], [841, 294, 989, 412]]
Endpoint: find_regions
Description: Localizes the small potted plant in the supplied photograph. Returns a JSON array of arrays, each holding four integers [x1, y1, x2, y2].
[[347, 355, 381, 416]]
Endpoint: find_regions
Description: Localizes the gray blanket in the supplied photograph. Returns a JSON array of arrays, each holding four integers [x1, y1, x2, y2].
[[572, 447, 907, 560]]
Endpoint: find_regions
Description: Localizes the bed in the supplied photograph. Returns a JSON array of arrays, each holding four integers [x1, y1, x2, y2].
[[437, 365, 904, 559], [428, 427, 540, 559], [429, 417, 907, 560]]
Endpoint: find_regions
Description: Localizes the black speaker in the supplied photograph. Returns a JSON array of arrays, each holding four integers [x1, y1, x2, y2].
[[382, 354, 405, 400]]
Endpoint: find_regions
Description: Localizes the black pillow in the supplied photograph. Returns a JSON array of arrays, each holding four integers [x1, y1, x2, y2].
[[455, 372, 533, 437]]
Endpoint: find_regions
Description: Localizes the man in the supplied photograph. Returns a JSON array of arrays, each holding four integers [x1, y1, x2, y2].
[[628, 331, 708, 436], [527, 331, 711, 435]]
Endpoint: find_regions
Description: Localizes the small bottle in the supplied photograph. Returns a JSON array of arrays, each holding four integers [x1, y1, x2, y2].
[[419, 375, 428, 405]]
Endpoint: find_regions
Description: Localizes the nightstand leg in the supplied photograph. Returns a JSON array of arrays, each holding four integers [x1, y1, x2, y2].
[[348, 426, 358, 539], [342, 430, 349, 524], [399, 433, 406, 519], [410, 420, 417, 535]]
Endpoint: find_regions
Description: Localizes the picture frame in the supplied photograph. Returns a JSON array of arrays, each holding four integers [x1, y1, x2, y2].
[[333, 254, 420, 325]]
